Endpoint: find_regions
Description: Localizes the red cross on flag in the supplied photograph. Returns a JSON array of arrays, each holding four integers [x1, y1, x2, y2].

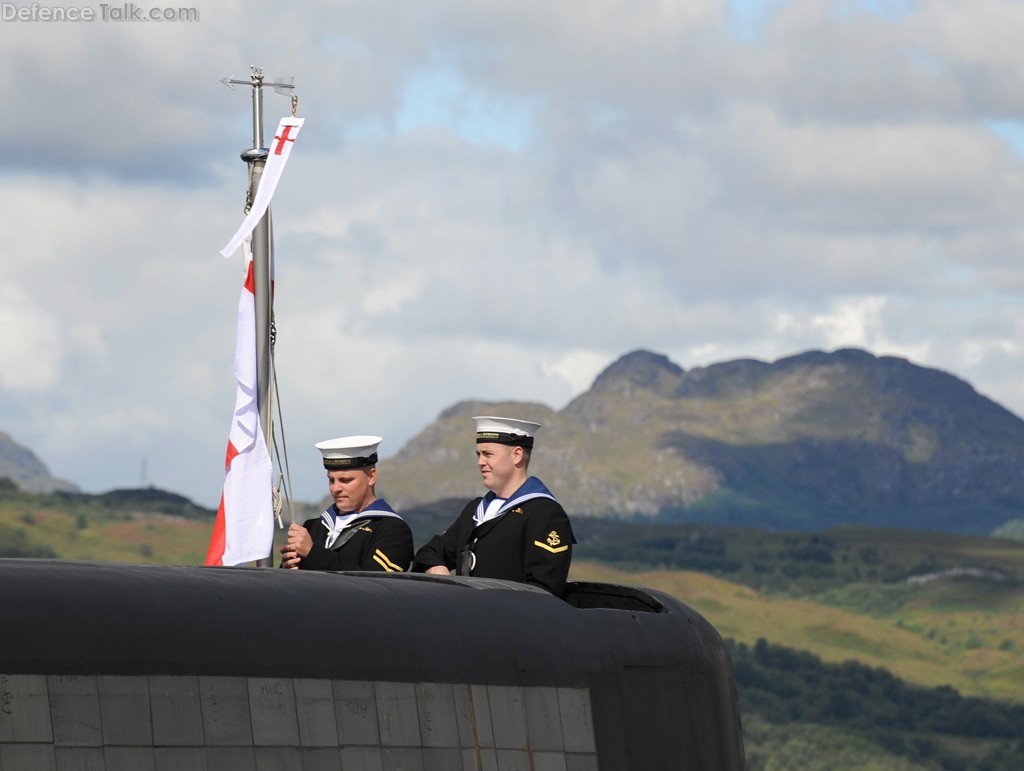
[[220, 116, 305, 258]]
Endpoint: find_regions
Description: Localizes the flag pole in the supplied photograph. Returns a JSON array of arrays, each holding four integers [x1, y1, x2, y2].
[[241, 68, 273, 474], [246, 69, 273, 567], [222, 66, 297, 567]]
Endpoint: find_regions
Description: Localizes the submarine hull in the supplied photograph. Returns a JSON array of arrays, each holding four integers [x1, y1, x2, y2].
[[0, 559, 745, 769]]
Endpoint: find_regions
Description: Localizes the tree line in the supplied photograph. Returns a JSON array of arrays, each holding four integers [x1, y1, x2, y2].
[[730, 638, 1024, 770]]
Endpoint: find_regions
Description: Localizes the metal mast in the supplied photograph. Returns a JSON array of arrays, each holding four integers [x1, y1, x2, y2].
[[223, 66, 296, 566]]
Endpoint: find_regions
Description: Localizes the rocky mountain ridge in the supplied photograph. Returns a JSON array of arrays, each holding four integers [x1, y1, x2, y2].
[[378, 348, 1024, 534], [0, 430, 77, 494], [4, 347, 1023, 534]]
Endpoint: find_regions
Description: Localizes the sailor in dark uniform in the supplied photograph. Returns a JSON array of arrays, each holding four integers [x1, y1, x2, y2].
[[280, 435, 413, 572], [412, 416, 574, 596]]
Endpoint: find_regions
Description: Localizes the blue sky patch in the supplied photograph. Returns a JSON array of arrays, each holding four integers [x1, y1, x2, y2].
[[726, 0, 788, 42], [397, 68, 531, 151], [835, 0, 917, 21], [985, 119, 1024, 160]]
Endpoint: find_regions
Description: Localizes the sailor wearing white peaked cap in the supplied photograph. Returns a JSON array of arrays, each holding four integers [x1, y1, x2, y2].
[[280, 434, 413, 573], [412, 414, 575, 596]]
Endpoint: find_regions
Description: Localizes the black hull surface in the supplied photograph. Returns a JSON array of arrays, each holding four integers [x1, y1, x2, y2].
[[0, 559, 744, 769]]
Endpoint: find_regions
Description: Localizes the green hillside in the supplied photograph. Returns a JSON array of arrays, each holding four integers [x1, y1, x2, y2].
[[569, 561, 1024, 703], [569, 521, 1024, 702], [0, 482, 217, 564], [572, 519, 1024, 594], [568, 559, 1024, 770], [731, 643, 1024, 771]]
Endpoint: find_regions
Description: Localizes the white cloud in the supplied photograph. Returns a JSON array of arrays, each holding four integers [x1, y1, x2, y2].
[[809, 295, 887, 347], [3, 0, 1024, 508], [0, 285, 63, 390]]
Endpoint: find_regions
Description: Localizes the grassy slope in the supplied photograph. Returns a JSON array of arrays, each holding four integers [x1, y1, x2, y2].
[[4, 505, 213, 564], [569, 561, 1024, 702], [0, 488, 314, 565]]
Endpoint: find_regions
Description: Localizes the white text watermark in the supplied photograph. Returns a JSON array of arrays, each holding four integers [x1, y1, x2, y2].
[[2, 3, 199, 22]]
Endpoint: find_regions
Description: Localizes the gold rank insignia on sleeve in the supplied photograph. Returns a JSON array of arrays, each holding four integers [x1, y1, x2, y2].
[[372, 548, 405, 572], [359, 526, 373, 532], [533, 530, 569, 554]]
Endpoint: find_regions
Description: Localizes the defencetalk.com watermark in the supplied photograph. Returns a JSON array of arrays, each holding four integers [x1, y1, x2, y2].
[[2, 3, 199, 22]]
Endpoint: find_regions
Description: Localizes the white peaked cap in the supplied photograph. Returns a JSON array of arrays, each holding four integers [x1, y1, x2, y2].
[[472, 416, 541, 447], [315, 435, 382, 469]]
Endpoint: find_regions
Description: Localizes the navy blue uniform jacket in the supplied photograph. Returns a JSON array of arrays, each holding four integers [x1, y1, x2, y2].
[[413, 479, 573, 595]]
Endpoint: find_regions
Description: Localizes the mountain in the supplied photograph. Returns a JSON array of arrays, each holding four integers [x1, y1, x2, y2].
[[0, 430, 78, 494], [379, 348, 1024, 534]]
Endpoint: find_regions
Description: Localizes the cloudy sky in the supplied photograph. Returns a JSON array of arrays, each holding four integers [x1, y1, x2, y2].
[[2, 0, 1024, 508]]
